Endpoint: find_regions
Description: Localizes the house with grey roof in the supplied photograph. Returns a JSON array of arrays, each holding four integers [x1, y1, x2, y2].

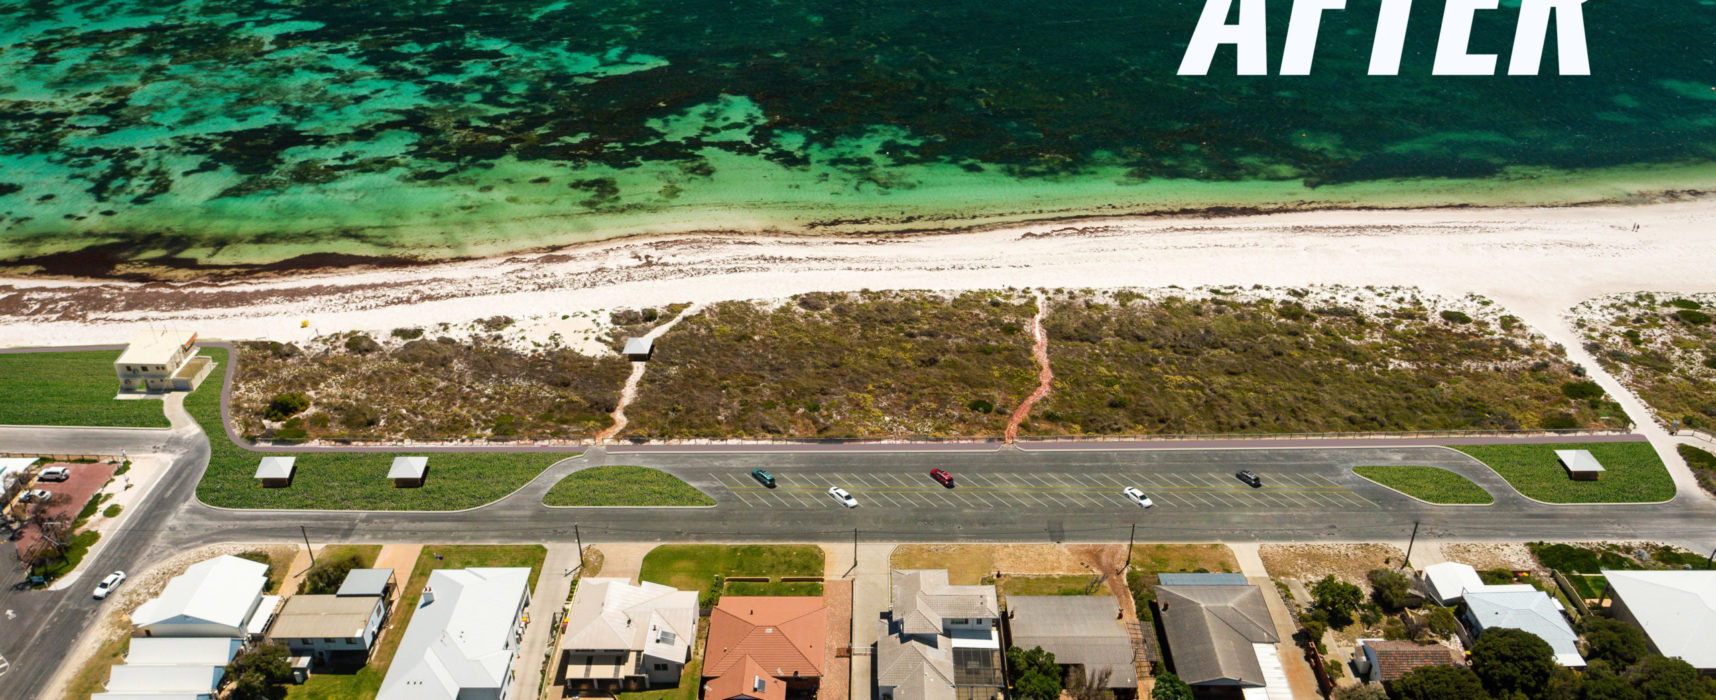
[[1462, 589, 1584, 667], [556, 578, 698, 693], [1007, 596, 1138, 689], [1153, 579, 1280, 689], [877, 570, 1003, 700], [1600, 570, 1716, 671]]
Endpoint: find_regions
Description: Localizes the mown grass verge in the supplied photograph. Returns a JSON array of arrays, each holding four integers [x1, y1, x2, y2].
[[1352, 466, 1494, 504], [0, 350, 170, 427], [543, 465, 714, 507], [1453, 442, 1674, 503], [640, 544, 824, 606], [191, 348, 578, 510]]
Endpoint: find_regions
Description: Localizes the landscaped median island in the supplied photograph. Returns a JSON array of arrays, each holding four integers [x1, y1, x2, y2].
[[191, 348, 580, 510], [543, 465, 714, 506], [0, 350, 171, 427], [639, 544, 825, 606], [1453, 442, 1675, 504], [1352, 466, 1494, 504]]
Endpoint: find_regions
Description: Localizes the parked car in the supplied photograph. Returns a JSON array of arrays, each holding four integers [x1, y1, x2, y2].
[[93, 571, 126, 599], [1235, 470, 1263, 488], [750, 469, 777, 488], [37, 466, 70, 482], [929, 468, 955, 487], [1123, 487, 1155, 508], [827, 486, 858, 508], [19, 489, 53, 504]]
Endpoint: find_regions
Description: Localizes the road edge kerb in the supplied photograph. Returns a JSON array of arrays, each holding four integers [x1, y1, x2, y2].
[[1349, 466, 1497, 507], [1427, 444, 1679, 507]]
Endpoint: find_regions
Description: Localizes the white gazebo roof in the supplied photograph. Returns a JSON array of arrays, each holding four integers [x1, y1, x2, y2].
[[1554, 450, 1605, 474], [253, 456, 296, 480], [623, 337, 654, 355], [388, 456, 428, 479]]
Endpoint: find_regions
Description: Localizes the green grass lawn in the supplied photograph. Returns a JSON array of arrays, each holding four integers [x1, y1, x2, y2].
[[0, 350, 171, 427], [543, 465, 715, 506], [191, 348, 580, 510], [640, 545, 824, 606], [1352, 466, 1495, 504], [999, 574, 1105, 596], [287, 545, 547, 700], [1453, 442, 1675, 503]]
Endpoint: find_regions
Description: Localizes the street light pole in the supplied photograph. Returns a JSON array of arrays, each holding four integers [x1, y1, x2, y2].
[[1125, 524, 1136, 570], [301, 526, 315, 565], [1402, 521, 1420, 570]]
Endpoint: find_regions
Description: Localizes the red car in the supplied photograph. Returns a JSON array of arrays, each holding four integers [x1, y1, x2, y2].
[[929, 468, 955, 487]]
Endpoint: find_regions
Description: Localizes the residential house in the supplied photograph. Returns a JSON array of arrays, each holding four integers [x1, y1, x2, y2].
[[376, 567, 533, 700], [876, 570, 1003, 700], [268, 593, 389, 662], [132, 555, 268, 638], [115, 330, 208, 393], [703, 596, 826, 700], [1154, 576, 1286, 695], [1354, 639, 1463, 684], [1601, 569, 1716, 672], [557, 578, 698, 693], [1463, 590, 1585, 667], [1006, 596, 1138, 691], [1420, 562, 1535, 606]]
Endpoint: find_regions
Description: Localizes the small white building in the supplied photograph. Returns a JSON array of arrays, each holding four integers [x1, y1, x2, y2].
[[115, 330, 208, 393], [377, 567, 532, 700], [388, 456, 428, 488], [253, 456, 296, 487], [1554, 450, 1606, 481], [133, 555, 269, 638], [1601, 569, 1716, 671], [1463, 590, 1585, 667], [1420, 562, 1535, 606], [622, 337, 654, 362]]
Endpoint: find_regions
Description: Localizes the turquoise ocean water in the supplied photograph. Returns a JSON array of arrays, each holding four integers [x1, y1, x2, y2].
[[1, 0, 1714, 271]]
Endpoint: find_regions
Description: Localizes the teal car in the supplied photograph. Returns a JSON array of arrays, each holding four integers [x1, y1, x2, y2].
[[750, 469, 776, 488]]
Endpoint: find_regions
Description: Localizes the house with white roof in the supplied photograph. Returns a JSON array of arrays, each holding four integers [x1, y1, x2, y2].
[[876, 570, 1003, 700], [0, 457, 36, 489], [124, 637, 243, 667], [1463, 589, 1584, 667], [556, 578, 698, 693], [1420, 562, 1535, 606], [103, 664, 224, 694], [1601, 569, 1716, 671], [115, 330, 209, 393], [133, 555, 269, 638], [376, 567, 532, 700]]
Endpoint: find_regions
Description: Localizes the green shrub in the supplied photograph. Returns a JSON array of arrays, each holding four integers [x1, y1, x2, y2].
[[1669, 298, 1704, 310], [1440, 310, 1473, 324], [301, 552, 363, 595], [102, 504, 121, 518], [1312, 575, 1364, 627], [1675, 309, 1712, 325], [1368, 569, 1411, 611], [343, 334, 381, 354], [391, 327, 424, 339], [967, 399, 995, 413], [264, 393, 311, 422], [1560, 381, 1605, 400]]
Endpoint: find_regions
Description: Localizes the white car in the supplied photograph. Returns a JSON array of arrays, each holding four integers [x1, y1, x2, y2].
[[19, 489, 53, 504], [827, 486, 858, 508], [1123, 487, 1155, 508], [38, 466, 71, 482], [94, 571, 126, 599]]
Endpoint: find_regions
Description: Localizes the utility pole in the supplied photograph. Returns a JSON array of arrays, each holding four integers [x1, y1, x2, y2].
[[301, 526, 315, 565], [574, 524, 584, 570], [1124, 524, 1136, 570], [1402, 521, 1420, 570], [853, 528, 858, 564], [1707, 546, 1714, 569]]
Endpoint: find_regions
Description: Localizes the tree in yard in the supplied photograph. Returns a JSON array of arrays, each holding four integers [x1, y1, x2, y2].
[[1628, 655, 1716, 699], [1332, 683, 1388, 700], [1312, 575, 1365, 627], [1389, 664, 1490, 700], [1065, 665, 1113, 700], [226, 643, 292, 700], [1006, 646, 1063, 700], [1572, 660, 1644, 700], [1150, 672, 1193, 700], [1580, 617, 1649, 668], [1367, 568, 1412, 612], [1470, 628, 1556, 699], [299, 552, 363, 595]]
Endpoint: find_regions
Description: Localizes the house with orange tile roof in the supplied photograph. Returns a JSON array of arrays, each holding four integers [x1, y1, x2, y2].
[[702, 596, 826, 700]]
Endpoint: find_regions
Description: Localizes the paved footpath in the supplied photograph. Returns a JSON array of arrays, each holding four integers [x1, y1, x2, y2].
[[511, 543, 583, 700], [845, 544, 894, 700]]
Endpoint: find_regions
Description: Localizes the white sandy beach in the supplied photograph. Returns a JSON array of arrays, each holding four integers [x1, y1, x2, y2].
[[3, 199, 1715, 350]]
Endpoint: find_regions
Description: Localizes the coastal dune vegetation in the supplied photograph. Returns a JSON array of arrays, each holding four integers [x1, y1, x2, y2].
[[1572, 292, 1716, 431]]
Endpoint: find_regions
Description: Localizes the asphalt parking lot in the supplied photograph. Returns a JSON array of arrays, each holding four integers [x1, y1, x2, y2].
[[708, 468, 1378, 510]]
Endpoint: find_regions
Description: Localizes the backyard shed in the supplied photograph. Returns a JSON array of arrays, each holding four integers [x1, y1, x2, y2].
[[253, 457, 296, 487], [387, 456, 428, 488], [1554, 450, 1605, 481], [622, 337, 654, 361]]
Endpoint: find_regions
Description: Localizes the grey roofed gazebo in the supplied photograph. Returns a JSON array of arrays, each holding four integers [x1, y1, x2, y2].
[[1554, 449, 1606, 481], [254, 456, 296, 486], [388, 456, 428, 487], [622, 336, 654, 361]]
